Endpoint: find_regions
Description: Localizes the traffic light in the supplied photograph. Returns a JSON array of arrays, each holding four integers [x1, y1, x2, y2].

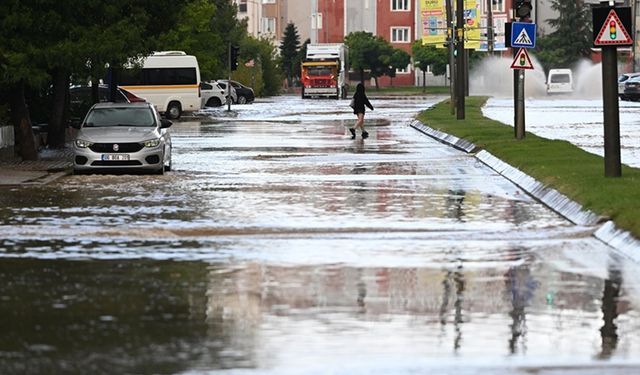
[[230, 45, 239, 71], [515, 0, 532, 20]]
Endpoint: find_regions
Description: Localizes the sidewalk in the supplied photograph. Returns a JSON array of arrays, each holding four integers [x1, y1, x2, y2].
[[0, 146, 73, 186]]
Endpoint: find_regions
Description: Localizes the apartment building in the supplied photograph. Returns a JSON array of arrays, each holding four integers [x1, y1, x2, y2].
[[235, 0, 311, 45]]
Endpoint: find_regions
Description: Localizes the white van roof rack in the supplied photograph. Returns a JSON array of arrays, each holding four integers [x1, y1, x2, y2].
[[153, 51, 187, 56]]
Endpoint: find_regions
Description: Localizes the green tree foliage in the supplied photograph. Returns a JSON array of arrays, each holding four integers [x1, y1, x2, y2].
[[536, 0, 592, 73], [344, 31, 380, 83], [387, 49, 411, 86], [345, 31, 399, 88], [158, 0, 247, 80], [279, 23, 301, 87], [412, 41, 448, 92]]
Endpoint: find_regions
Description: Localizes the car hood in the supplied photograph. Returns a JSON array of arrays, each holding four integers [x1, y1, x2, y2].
[[78, 126, 159, 143]]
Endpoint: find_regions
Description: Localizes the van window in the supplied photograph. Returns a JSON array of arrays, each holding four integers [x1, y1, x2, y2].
[[550, 74, 571, 84], [120, 67, 197, 86]]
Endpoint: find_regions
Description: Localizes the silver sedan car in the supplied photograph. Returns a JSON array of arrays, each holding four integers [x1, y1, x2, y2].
[[73, 102, 172, 174]]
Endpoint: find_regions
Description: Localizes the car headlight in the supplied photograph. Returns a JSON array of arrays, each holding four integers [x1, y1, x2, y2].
[[144, 138, 161, 148], [75, 139, 93, 148]]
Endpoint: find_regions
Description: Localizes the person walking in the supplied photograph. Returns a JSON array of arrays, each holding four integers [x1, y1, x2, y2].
[[349, 83, 374, 139]]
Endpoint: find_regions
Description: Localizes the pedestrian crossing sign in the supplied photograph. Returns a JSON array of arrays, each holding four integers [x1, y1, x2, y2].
[[510, 48, 534, 70], [593, 8, 632, 46], [511, 22, 536, 48]]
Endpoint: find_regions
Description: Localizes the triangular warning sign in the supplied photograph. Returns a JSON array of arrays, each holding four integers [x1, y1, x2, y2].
[[510, 48, 534, 70], [595, 9, 632, 46], [514, 29, 533, 46]]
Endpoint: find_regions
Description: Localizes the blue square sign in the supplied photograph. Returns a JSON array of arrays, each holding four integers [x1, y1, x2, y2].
[[511, 22, 536, 48]]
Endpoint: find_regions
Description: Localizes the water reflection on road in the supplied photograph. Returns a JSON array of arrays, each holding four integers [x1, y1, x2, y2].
[[0, 96, 639, 374]]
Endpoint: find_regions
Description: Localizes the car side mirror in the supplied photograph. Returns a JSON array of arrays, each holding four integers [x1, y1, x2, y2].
[[160, 119, 173, 129]]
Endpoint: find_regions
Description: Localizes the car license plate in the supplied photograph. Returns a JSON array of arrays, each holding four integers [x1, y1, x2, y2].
[[102, 154, 130, 161]]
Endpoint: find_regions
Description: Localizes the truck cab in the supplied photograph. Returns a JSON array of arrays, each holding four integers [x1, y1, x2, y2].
[[301, 44, 348, 99]]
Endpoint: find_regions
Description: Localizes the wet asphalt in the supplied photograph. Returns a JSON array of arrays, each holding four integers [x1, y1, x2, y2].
[[0, 95, 639, 374]]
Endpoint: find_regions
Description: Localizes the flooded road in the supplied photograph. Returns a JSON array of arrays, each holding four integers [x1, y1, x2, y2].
[[1, 95, 639, 374]]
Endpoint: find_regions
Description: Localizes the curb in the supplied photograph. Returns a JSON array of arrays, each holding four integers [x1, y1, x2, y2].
[[410, 119, 640, 259]]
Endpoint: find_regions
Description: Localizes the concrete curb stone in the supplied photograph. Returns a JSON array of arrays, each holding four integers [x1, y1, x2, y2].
[[410, 119, 640, 258]]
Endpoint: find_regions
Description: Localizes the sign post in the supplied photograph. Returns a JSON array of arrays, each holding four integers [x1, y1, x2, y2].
[[510, 22, 536, 140], [592, 5, 633, 177]]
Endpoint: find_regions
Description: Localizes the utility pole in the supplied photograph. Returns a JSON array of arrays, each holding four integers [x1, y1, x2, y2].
[[455, 0, 465, 119], [487, 0, 494, 53], [446, 0, 456, 115], [227, 43, 232, 112], [512, 0, 532, 140]]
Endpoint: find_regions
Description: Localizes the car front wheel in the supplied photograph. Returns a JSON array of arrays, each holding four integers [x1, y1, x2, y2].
[[206, 97, 222, 107], [238, 95, 247, 104]]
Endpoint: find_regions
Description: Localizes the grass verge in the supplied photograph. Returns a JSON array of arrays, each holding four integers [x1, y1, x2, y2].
[[417, 96, 640, 238]]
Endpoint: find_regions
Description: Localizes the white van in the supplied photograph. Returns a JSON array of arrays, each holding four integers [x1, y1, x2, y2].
[[120, 51, 201, 119], [546, 69, 573, 95]]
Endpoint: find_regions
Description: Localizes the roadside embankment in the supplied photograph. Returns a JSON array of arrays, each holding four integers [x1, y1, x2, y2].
[[414, 96, 640, 255]]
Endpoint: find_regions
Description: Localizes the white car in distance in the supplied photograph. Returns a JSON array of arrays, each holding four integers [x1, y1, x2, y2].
[[200, 81, 227, 107]]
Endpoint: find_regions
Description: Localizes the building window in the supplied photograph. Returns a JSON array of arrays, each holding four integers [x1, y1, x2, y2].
[[488, 0, 504, 12], [261, 17, 276, 33], [238, 0, 247, 13], [312, 13, 323, 30], [391, 0, 410, 11], [391, 27, 411, 43]]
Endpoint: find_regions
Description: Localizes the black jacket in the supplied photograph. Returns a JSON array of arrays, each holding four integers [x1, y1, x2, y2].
[[352, 92, 373, 114]]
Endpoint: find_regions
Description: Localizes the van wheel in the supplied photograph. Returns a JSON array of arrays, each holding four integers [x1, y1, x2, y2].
[[166, 102, 181, 119]]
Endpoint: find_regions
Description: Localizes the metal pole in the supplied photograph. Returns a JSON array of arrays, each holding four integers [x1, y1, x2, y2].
[[487, 0, 494, 53], [456, 0, 465, 119], [515, 68, 525, 139], [446, 0, 456, 115], [602, 45, 621, 177], [227, 43, 232, 112]]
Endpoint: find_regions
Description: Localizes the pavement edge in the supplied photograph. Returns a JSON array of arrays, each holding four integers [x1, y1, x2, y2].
[[410, 119, 640, 260]]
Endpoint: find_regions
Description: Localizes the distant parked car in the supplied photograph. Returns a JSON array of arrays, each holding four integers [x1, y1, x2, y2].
[[623, 75, 640, 101], [200, 81, 227, 107], [219, 79, 255, 104], [216, 80, 237, 104], [618, 72, 640, 99], [72, 102, 172, 175]]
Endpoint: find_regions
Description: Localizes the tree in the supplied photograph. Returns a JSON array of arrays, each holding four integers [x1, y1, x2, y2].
[[387, 49, 411, 86], [412, 41, 448, 92], [536, 0, 592, 73], [158, 0, 247, 81], [279, 23, 300, 88], [344, 31, 379, 84]]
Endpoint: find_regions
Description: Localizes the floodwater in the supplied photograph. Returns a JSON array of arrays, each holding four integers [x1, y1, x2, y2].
[[1, 96, 639, 374]]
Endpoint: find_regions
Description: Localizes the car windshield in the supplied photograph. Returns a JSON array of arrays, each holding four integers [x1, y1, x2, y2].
[[84, 107, 155, 127]]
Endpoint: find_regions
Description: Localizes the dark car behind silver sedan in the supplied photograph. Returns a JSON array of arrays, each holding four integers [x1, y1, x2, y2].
[[72, 102, 172, 174]]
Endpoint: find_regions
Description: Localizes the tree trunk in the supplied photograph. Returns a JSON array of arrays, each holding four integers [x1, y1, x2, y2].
[[374, 77, 379, 90], [423, 70, 426, 93], [9, 81, 38, 161], [91, 79, 99, 106], [48, 68, 70, 149], [359, 68, 365, 84]]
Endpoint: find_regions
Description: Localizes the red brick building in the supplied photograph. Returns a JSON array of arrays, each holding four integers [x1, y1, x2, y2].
[[316, 0, 416, 87]]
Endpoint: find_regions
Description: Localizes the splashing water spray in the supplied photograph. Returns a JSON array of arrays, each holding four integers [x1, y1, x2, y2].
[[469, 54, 604, 99]]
